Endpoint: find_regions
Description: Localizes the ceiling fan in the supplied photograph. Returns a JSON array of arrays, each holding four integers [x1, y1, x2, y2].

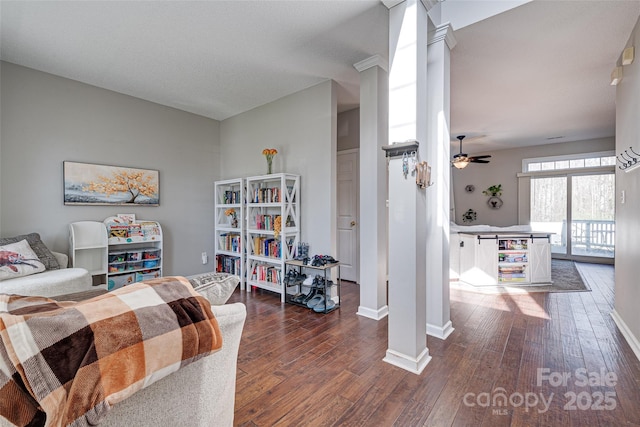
[[452, 135, 491, 169]]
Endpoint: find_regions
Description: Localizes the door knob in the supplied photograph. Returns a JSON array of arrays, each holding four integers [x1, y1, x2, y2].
[[350, 221, 356, 227]]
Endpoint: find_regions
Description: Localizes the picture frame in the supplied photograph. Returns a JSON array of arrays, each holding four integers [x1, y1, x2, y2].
[[63, 161, 159, 206]]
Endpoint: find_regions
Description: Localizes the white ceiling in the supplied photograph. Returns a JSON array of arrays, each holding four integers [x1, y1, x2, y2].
[[1, 1, 639, 154], [450, 0, 640, 153], [0, 0, 389, 120]]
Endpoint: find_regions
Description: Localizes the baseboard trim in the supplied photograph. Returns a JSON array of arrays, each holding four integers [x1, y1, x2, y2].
[[611, 310, 640, 362], [383, 347, 431, 374], [426, 320, 454, 340], [357, 305, 389, 320]]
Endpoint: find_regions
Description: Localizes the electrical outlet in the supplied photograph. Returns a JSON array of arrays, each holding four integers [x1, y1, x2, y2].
[[201, 252, 208, 264]]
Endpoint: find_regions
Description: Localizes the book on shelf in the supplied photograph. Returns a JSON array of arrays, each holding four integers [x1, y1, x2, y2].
[[223, 190, 240, 204], [499, 239, 528, 250], [219, 233, 241, 252], [254, 214, 280, 231], [251, 236, 281, 258], [216, 254, 241, 275], [252, 187, 280, 203], [499, 277, 528, 282], [250, 264, 281, 285], [499, 252, 528, 263]]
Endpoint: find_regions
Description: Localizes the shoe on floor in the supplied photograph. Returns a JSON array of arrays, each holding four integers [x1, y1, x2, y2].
[[313, 299, 336, 313], [306, 294, 324, 308]]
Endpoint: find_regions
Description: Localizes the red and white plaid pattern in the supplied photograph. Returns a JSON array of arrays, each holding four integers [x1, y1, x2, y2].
[[0, 276, 222, 427]]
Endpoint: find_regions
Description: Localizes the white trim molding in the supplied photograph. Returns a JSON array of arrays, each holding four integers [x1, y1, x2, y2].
[[427, 321, 454, 340], [428, 22, 457, 49], [611, 310, 640, 362], [357, 305, 389, 320], [382, 0, 405, 9], [354, 54, 388, 73], [383, 347, 432, 375]]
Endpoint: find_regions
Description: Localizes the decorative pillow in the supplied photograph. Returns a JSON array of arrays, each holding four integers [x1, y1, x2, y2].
[[188, 272, 239, 305], [0, 239, 46, 280], [0, 233, 60, 270]]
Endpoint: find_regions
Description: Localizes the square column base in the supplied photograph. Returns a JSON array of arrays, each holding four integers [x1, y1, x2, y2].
[[383, 347, 431, 375], [357, 305, 389, 320], [427, 320, 454, 340]]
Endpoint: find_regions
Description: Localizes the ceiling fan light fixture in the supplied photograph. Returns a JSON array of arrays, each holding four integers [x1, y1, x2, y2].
[[453, 159, 470, 169]]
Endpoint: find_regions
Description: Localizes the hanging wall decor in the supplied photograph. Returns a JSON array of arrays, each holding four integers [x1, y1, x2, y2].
[[487, 196, 503, 209], [462, 208, 477, 223], [63, 161, 159, 206], [483, 184, 503, 209]]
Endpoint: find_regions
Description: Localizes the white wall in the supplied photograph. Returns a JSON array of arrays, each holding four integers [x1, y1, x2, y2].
[[337, 108, 360, 151], [219, 80, 337, 256], [614, 18, 640, 352], [451, 137, 614, 226], [0, 62, 221, 276]]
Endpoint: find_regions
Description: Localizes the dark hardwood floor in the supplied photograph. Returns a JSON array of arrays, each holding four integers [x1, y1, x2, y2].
[[228, 263, 640, 426]]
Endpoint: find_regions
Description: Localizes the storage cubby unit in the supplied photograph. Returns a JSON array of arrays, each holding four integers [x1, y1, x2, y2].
[[245, 173, 300, 302], [459, 232, 551, 286], [214, 178, 245, 289], [498, 238, 529, 283], [69, 221, 108, 285], [104, 219, 163, 291]]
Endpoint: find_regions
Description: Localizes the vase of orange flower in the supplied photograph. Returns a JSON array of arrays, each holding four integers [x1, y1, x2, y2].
[[262, 148, 278, 174], [224, 208, 238, 228]]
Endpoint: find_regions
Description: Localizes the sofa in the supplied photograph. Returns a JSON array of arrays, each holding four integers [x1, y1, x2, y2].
[[0, 251, 96, 297], [99, 301, 246, 427], [0, 274, 246, 427]]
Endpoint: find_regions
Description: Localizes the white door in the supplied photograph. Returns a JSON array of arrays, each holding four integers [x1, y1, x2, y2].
[[337, 150, 358, 283], [530, 238, 552, 283]]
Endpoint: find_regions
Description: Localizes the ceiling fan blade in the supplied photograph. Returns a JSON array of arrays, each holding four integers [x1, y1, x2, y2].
[[469, 155, 492, 160], [470, 159, 490, 164]]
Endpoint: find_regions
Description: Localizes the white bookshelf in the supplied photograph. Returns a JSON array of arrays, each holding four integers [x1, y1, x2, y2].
[[245, 173, 300, 302], [214, 178, 245, 289]]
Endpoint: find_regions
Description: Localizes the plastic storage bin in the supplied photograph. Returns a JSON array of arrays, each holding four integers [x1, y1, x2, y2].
[[142, 249, 161, 259], [108, 252, 127, 263], [127, 261, 144, 270], [108, 261, 127, 273], [143, 259, 160, 268], [136, 270, 161, 282], [126, 250, 143, 262], [108, 273, 135, 291]]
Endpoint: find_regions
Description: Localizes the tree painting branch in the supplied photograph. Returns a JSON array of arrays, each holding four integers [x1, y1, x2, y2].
[[64, 162, 159, 206]]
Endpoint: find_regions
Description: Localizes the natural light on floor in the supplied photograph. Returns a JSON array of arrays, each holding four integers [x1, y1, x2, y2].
[[451, 284, 551, 319]]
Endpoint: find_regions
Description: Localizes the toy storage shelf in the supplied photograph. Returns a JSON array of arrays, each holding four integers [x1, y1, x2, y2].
[[214, 178, 245, 289], [245, 173, 300, 302], [69, 221, 108, 285], [105, 220, 163, 291]]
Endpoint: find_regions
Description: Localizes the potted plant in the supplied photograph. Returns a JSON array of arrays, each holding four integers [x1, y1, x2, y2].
[[483, 184, 502, 197]]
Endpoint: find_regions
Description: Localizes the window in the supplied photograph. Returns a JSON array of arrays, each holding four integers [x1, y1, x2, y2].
[[523, 151, 615, 260], [523, 151, 615, 173]]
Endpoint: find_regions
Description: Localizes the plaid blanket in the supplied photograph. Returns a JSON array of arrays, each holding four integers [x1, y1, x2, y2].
[[0, 276, 222, 427]]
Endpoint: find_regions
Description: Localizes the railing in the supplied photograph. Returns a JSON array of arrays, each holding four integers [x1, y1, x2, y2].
[[571, 219, 615, 255]]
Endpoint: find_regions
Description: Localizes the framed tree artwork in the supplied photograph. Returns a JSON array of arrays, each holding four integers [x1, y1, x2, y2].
[[63, 161, 159, 206]]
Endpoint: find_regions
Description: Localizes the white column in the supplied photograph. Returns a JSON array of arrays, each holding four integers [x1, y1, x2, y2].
[[383, 0, 431, 375], [355, 55, 389, 320], [425, 22, 456, 339]]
